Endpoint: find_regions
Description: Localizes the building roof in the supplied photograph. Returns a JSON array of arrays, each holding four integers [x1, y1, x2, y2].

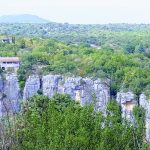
[[0, 57, 20, 63]]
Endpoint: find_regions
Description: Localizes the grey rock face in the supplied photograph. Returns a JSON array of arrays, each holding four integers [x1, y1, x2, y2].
[[116, 91, 137, 122], [116, 92, 150, 142], [0, 74, 109, 115], [0, 74, 20, 116], [23, 75, 40, 100], [42, 75, 110, 113], [0, 74, 110, 115], [1, 73, 150, 142], [0, 76, 4, 100], [42, 74, 62, 98], [0, 76, 3, 116], [139, 94, 150, 142]]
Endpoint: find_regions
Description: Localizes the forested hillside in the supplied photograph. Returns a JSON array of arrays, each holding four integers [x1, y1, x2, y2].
[[1, 23, 150, 149], [1, 32, 150, 99], [1, 23, 150, 47]]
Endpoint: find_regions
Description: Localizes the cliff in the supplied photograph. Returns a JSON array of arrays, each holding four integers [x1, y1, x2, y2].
[[0, 73, 150, 141], [140, 94, 150, 142], [0, 74, 110, 115], [23, 74, 110, 112], [117, 91, 150, 142], [0, 74, 20, 116], [116, 91, 137, 123]]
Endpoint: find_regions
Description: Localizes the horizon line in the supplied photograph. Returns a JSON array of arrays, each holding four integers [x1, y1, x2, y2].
[[1, 14, 150, 25]]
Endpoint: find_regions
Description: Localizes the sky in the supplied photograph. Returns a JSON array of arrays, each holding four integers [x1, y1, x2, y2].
[[0, 0, 150, 24]]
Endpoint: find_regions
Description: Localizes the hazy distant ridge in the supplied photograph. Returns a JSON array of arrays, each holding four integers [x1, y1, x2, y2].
[[0, 14, 50, 23]]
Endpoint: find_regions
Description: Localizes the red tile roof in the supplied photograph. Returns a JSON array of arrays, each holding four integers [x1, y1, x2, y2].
[[0, 57, 20, 63]]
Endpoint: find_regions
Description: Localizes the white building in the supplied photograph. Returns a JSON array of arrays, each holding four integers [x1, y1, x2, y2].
[[0, 57, 20, 71], [1, 37, 15, 44]]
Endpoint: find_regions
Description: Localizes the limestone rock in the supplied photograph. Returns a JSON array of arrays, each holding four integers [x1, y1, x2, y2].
[[0, 76, 4, 116], [116, 91, 137, 122], [0, 74, 20, 116], [0, 76, 4, 100], [42, 74, 62, 97], [42, 75, 110, 113], [23, 75, 40, 100], [139, 94, 150, 142], [0, 73, 150, 142], [0, 73, 110, 115]]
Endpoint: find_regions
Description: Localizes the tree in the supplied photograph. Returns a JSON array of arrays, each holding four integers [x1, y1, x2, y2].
[[20, 39, 26, 49]]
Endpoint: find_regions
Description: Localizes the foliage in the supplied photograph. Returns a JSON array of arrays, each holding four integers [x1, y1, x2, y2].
[[133, 106, 146, 147], [1, 23, 150, 149], [1, 34, 150, 99], [8, 95, 146, 150]]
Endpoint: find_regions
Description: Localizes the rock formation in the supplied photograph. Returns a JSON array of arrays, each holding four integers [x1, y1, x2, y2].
[[1, 73, 150, 142], [140, 94, 150, 142], [116, 91, 137, 123], [23, 75, 40, 100], [23, 74, 110, 112], [117, 92, 150, 142], [0, 74, 110, 115], [42, 75, 110, 112], [0, 74, 20, 116]]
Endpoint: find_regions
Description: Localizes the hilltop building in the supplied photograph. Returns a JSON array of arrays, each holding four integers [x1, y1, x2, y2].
[[0, 37, 15, 44], [0, 57, 20, 71]]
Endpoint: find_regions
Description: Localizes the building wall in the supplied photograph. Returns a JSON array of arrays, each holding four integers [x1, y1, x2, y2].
[[0, 62, 20, 70]]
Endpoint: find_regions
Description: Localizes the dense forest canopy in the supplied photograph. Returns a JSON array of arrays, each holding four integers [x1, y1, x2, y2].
[[1, 23, 150, 46]]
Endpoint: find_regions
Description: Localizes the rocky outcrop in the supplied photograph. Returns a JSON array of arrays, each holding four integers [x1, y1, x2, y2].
[[1, 73, 150, 142], [117, 92, 150, 142], [140, 94, 150, 142], [1, 74, 108, 116], [42, 75, 110, 112], [20, 74, 110, 113], [0, 74, 20, 116], [23, 75, 40, 100], [42, 75, 62, 98], [0, 76, 4, 117], [116, 91, 137, 123]]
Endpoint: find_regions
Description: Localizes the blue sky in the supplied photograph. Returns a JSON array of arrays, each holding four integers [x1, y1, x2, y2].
[[0, 0, 150, 24]]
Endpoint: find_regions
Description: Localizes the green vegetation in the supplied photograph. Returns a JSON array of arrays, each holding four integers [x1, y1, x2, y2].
[[9, 94, 146, 150], [1, 24, 150, 149], [1, 26, 150, 99]]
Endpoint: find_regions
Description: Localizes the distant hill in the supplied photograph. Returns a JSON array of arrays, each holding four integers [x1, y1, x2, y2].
[[0, 14, 50, 23]]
